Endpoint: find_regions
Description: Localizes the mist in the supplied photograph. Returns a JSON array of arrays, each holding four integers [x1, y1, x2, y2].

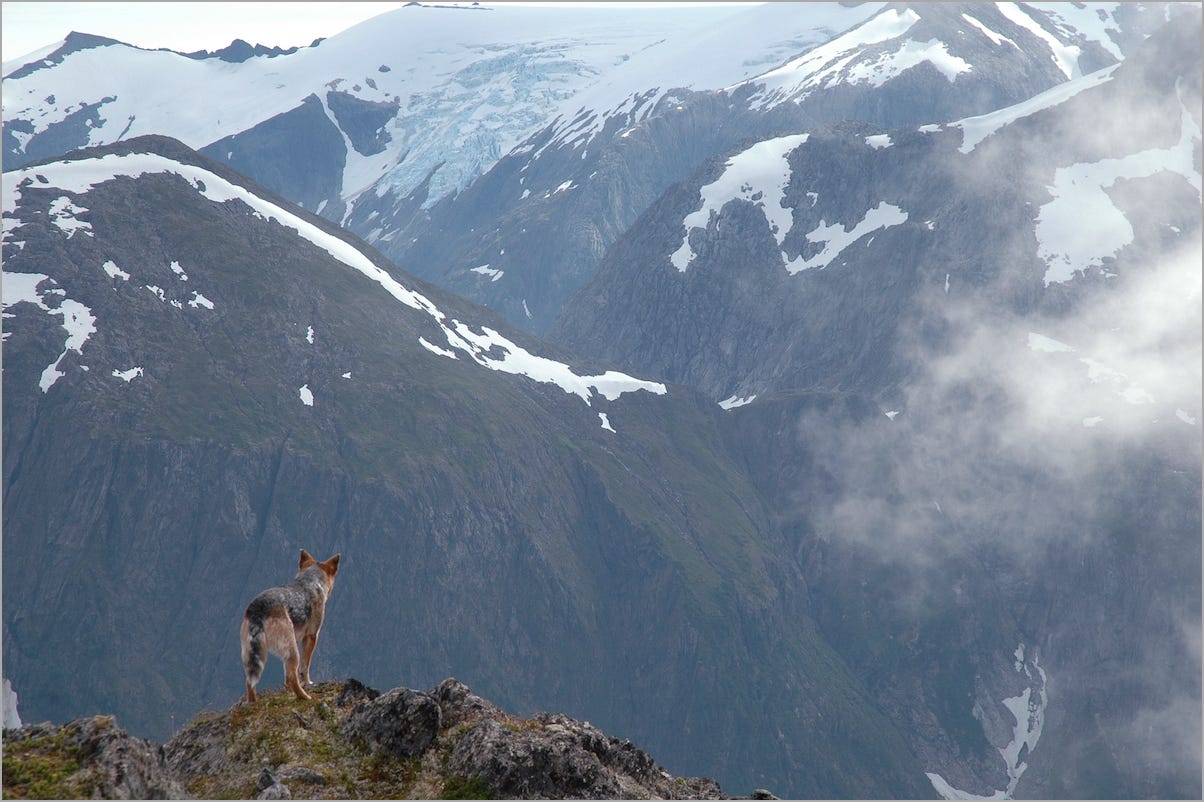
[[783, 27, 1202, 795]]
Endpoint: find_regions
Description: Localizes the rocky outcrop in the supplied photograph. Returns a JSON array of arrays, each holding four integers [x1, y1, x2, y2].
[[5, 678, 730, 799], [2, 716, 186, 799], [448, 713, 725, 800], [338, 687, 442, 758]]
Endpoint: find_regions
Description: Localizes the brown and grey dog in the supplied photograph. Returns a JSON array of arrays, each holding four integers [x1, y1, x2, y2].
[[241, 549, 341, 702]]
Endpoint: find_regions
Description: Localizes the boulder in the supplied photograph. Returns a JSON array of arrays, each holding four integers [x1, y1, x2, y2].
[[339, 687, 441, 758]]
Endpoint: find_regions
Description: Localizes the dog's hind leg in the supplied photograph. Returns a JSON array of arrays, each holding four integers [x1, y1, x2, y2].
[[266, 612, 311, 700]]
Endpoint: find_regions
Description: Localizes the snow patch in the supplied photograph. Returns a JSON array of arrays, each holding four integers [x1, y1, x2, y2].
[[1029, 331, 1157, 407], [718, 394, 757, 410], [865, 133, 893, 149], [843, 38, 972, 87], [471, 265, 504, 282], [188, 292, 214, 309], [786, 201, 908, 273], [102, 260, 130, 280], [419, 337, 458, 359], [306, 325, 315, 344], [1027, 332, 1075, 353], [960, 13, 1019, 50], [169, 260, 188, 280], [2, 678, 21, 730], [954, 63, 1119, 153], [671, 133, 810, 271], [745, 8, 921, 106], [1037, 103, 1202, 286], [1, 270, 96, 392], [1082, 416, 1104, 427], [926, 772, 1005, 800], [598, 412, 616, 433], [112, 366, 143, 382], [1176, 409, 1197, 425], [299, 384, 314, 406], [47, 196, 92, 237], [1030, 2, 1124, 61], [929, 647, 1048, 799], [996, 2, 1081, 78]]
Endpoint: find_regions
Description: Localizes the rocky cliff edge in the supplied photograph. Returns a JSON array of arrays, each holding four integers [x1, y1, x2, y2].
[[1, 678, 739, 799]]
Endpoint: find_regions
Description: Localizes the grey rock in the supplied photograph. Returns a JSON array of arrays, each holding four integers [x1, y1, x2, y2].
[[255, 764, 292, 799], [278, 764, 327, 784], [6, 716, 187, 799], [448, 711, 726, 799], [339, 687, 442, 758], [257, 781, 291, 800], [256, 767, 278, 791], [431, 677, 501, 730], [334, 677, 381, 709]]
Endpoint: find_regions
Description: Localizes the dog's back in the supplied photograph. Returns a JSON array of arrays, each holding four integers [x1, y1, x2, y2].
[[241, 550, 339, 702]]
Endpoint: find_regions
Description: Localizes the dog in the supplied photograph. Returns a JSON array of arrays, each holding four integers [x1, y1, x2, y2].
[[241, 549, 340, 702]]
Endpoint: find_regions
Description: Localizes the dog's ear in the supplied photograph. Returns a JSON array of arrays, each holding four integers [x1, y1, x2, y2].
[[299, 549, 317, 570], [322, 554, 341, 576]]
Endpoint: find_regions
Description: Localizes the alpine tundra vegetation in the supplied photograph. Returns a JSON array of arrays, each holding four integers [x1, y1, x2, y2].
[[2, 2, 1201, 799]]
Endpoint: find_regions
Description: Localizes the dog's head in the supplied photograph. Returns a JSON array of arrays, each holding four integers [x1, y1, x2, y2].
[[299, 549, 341, 594]]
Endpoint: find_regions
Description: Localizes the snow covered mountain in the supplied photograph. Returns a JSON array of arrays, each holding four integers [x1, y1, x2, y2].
[[1, 3, 874, 217], [364, 1, 1177, 333], [552, 6, 1202, 407], [4, 2, 1175, 334]]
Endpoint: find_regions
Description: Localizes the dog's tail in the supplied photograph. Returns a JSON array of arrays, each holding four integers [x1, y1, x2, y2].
[[241, 613, 267, 702]]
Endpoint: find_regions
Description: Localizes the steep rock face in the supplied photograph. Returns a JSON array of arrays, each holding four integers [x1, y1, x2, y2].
[[552, 15, 1202, 404], [552, 16, 1202, 798], [0, 136, 931, 798], [199, 94, 348, 217]]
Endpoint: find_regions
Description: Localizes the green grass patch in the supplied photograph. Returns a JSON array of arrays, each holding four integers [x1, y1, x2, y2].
[[441, 773, 493, 799], [1, 726, 88, 799]]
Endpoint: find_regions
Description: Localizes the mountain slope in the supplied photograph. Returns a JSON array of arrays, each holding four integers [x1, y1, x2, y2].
[[1, 135, 934, 798], [552, 10, 1201, 405], [551, 13, 1202, 798]]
